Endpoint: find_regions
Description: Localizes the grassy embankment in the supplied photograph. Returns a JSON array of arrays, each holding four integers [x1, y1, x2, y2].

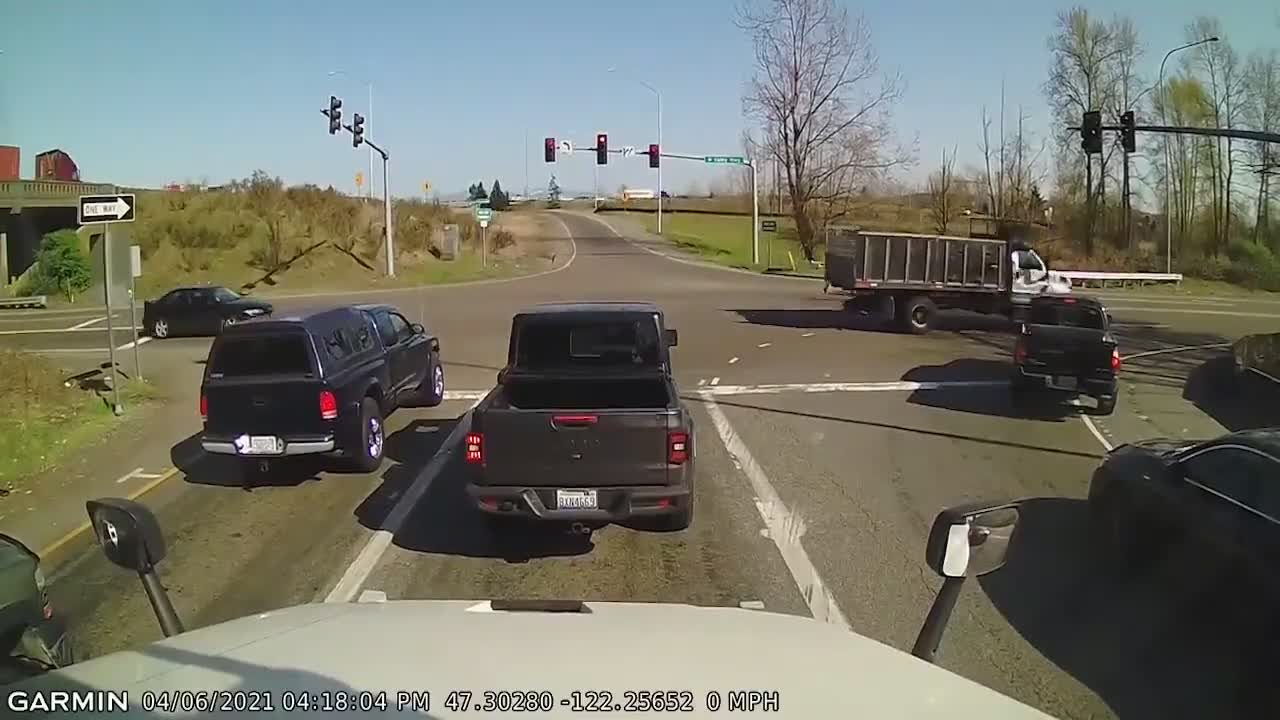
[[0, 351, 160, 493], [128, 177, 565, 300], [603, 197, 1280, 296]]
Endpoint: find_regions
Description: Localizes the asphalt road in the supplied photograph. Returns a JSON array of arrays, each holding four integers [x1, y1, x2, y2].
[[13, 212, 1280, 719]]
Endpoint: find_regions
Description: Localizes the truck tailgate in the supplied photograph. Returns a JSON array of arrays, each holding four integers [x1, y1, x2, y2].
[[478, 376, 678, 487], [204, 378, 330, 436], [1024, 326, 1115, 375]]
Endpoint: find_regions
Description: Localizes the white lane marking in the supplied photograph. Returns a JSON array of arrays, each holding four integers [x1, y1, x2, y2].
[[443, 390, 487, 401], [697, 378, 707, 387], [1122, 342, 1232, 361], [710, 377, 720, 386], [267, 215, 579, 301], [757, 342, 772, 348], [67, 316, 107, 330], [700, 380, 1007, 396], [1107, 306, 1280, 319], [801, 332, 816, 338], [323, 397, 484, 603], [117, 336, 151, 351], [116, 467, 164, 484], [1081, 415, 1114, 452], [728, 357, 739, 364], [0, 325, 143, 336], [700, 391, 851, 631]]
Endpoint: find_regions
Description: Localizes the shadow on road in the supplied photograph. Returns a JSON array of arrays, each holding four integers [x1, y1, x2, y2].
[[356, 417, 596, 563], [695, 396, 1103, 461], [729, 306, 1014, 335], [982, 496, 1278, 719], [902, 359, 1074, 422]]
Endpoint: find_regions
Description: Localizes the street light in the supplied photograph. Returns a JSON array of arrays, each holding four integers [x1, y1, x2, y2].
[[329, 70, 374, 200], [608, 67, 663, 234], [1158, 36, 1218, 274]]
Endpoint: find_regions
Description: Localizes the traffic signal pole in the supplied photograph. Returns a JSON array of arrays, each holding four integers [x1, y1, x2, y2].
[[320, 107, 395, 277]]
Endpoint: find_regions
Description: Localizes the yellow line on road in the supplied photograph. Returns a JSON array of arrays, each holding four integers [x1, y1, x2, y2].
[[36, 466, 180, 559]]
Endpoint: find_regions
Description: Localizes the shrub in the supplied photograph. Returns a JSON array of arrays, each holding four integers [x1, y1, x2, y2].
[[29, 230, 92, 300]]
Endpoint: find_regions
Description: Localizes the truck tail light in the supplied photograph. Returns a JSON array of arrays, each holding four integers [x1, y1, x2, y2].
[[319, 390, 338, 420], [1013, 338, 1027, 364], [668, 431, 689, 465], [199, 393, 208, 421], [1111, 348, 1122, 371], [465, 433, 484, 464]]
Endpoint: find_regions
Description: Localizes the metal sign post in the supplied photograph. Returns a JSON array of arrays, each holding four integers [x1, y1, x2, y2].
[[479, 218, 490, 268], [101, 223, 122, 415], [129, 245, 143, 381]]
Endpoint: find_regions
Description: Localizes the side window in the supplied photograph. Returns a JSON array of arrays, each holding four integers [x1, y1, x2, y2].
[[390, 313, 412, 343], [373, 311, 397, 347], [165, 290, 189, 306], [323, 326, 353, 361], [1182, 447, 1271, 512], [353, 319, 374, 351]]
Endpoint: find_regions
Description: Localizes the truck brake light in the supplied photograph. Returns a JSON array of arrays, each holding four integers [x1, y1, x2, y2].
[[199, 393, 208, 421], [465, 433, 484, 464], [668, 431, 689, 465], [1111, 348, 1121, 371], [319, 390, 338, 420]]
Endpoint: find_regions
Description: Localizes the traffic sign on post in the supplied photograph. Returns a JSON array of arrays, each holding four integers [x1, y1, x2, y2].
[[475, 207, 493, 222], [78, 194, 136, 224], [704, 156, 745, 165], [761, 220, 777, 232]]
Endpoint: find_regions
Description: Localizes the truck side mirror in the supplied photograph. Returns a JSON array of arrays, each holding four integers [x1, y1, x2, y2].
[[496, 367, 510, 385], [664, 329, 678, 347], [911, 500, 1021, 664], [86, 497, 185, 637]]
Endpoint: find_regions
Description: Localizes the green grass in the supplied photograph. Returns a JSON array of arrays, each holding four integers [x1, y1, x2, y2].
[[0, 351, 161, 492], [636, 213, 821, 273]]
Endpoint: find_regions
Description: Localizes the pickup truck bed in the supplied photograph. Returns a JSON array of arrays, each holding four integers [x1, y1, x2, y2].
[[464, 304, 695, 531]]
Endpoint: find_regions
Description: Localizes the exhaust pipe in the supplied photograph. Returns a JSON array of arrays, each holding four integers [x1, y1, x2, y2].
[[569, 522, 591, 536]]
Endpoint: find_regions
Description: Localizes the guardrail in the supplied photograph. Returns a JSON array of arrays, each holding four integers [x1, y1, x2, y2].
[[0, 295, 48, 309], [1057, 271, 1183, 287]]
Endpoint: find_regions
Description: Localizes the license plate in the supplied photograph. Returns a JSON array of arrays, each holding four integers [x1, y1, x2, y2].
[[556, 489, 598, 510], [1050, 376, 1078, 391], [237, 435, 282, 455]]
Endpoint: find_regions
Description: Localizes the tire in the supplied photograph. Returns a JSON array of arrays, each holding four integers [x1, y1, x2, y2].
[[421, 361, 447, 407], [351, 397, 386, 473], [1094, 395, 1117, 416], [151, 318, 169, 339], [221, 315, 240, 331], [900, 296, 936, 334]]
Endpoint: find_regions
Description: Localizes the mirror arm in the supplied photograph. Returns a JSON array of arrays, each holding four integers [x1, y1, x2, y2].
[[139, 569, 185, 637], [910, 575, 966, 664]]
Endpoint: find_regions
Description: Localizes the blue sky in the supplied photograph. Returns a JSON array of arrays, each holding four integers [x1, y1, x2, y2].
[[1, 1, 1274, 200]]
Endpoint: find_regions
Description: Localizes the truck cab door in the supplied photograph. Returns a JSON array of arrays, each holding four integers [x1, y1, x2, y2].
[[1010, 249, 1050, 299]]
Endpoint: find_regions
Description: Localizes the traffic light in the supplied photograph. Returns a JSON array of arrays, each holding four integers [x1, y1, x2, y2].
[[545, 137, 556, 163], [352, 113, 365, 148], [649, 144, 660, 169], [596, 133, 608, 165], [328, 96, 342, 135], [1081, 110, 1102, 154], [1120, 111, 1136, 153]]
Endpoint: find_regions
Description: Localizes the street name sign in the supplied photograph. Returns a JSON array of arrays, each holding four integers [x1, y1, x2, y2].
[[761, 220, 778, 232], [79, 194, 136, 224], [704, 156, 745, 165]]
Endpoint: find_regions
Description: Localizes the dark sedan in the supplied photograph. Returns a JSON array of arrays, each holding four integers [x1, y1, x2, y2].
[[1232, 330, 1280, 393], [1088, 428, 1280, 599], [142, 286, 273, 339]]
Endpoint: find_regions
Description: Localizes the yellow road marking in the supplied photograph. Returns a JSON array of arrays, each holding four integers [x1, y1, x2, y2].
[[37, 466, 180, 559]]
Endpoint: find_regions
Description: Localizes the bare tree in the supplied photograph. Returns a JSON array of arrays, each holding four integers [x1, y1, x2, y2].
[[1244, 50, 1280, 243], [976, 107, 1049, 223], [927, 146, 958, 234], [737, 0, 912, 260], [1189, 18, 1247, 252]]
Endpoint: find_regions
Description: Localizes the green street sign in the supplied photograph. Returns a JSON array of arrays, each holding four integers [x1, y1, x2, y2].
[[704, 156, 745, 165], [475, 207, 493, 221]]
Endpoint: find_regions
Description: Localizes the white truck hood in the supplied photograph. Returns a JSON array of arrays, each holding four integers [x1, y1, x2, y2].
[[10, 600, 1052, 718]]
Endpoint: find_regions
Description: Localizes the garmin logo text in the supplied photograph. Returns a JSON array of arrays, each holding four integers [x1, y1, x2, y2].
[[7, 690, 129, 713]]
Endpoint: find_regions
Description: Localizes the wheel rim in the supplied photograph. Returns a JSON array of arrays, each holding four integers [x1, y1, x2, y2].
[[367, 416, 383, 458], [911, 306, 928, 326], [154, 320, 168, 337], [433, 366, 444, 397], [224, 316, 238, 327]]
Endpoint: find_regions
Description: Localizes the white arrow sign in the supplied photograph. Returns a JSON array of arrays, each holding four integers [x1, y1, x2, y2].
[[622, 146, 636, 157], [560, 140, 574, 154], [83, 197, 132, 220]]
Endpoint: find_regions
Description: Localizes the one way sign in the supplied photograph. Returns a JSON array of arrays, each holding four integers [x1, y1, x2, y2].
[[78, 194, 136, 225]]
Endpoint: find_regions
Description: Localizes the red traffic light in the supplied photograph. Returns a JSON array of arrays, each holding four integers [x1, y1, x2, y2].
[[596, 133, 608, 165], [649, 143, 660, 169], [544, 137, 556, 163]]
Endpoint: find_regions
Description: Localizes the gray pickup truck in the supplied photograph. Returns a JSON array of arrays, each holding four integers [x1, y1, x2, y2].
[[464, 302, 696, 532]]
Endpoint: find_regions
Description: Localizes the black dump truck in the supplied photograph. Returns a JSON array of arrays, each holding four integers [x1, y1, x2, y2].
[[464, 302, 696, 532], [1010, 295, 1120, 415], [824, 230, 1074, 333]]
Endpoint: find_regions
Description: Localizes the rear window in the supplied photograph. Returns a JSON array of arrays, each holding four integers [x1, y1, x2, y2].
[[209, 333, 314, 377], [1030, 302, 1106, 329], [516, 318, 661, 369]]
